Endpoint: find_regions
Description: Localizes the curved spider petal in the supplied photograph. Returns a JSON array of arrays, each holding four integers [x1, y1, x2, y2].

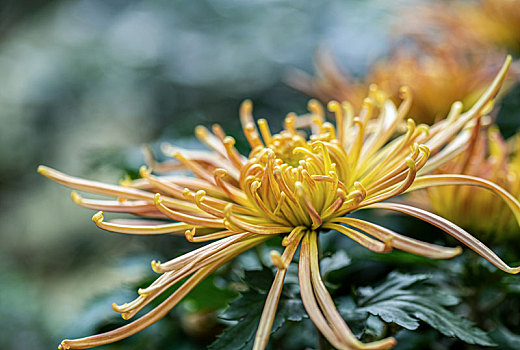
[[38, 166, 200, 213], [322, 223, 391, 253], [298, 232, 346, 350], [59, 260, 221, 349], [91, 211, 191, 235], [333, 217, 462, 259], [406, 174, 520, 225], [252, 232, 303, 350], [308, 231, 397, 350], [367, 202, 520, 274]]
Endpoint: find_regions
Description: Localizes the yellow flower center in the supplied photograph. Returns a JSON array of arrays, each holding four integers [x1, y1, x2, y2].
[[240, 117, 354, 231]]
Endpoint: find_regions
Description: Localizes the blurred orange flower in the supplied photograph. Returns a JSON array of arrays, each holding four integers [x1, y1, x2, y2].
[[401, 0, 520, 55], [289, 0, 520, 125], [288, 47, 517, 125]]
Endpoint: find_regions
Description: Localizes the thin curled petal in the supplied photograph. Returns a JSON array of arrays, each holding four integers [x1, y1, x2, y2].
[[152, 232, 253, 273], [119, 235, 268, 320], [298, 233, 346, 350], [252, 237, 301, 350], [91, 211, 191, 235], [59, 261, 221, 349], [154, 194, 225, 227], [367, 202, 520, 274], [308, 231, 397, 350], [184, 228, 237, 242], [334, 217, 462, 259], [71, 191, 160, 214], [323, 223, 391, 253], [406, 174, 520, 226], [38, 166, 199, 212]]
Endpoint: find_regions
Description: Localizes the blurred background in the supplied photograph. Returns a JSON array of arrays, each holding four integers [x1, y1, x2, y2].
[[1, 0, 519, 349]]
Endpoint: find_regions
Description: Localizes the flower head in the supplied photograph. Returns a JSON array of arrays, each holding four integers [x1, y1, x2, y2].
[[39, 57, 520, 350], [426, 123, 520, 240], [288, 47, 517, 125], [401, 0, 520, 55]]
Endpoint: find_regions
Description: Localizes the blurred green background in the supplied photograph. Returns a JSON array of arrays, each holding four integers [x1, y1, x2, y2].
[[0, 0, 395, 348]]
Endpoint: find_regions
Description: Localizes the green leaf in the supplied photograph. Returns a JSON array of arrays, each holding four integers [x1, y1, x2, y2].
[[209, 309, 260, 350], [273, 297, 307, 327], [364, 315, 387, 340], [355, 272, 495, 346], [338, 297, 371, 338], [320, 250, 351, 278], [243, 267, 277, 293], [209, 268, 306, 350], [182, 276, 238, 312], [219, 289, 266, 321], [489, 323, 520, 350]]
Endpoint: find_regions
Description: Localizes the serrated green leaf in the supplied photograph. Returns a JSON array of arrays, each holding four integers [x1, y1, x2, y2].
[[320, 250, 351, 278], [338, 298, 370, 338], [364, 315, 386, 340], [244, 267, 276, 293], [210, 268, 306, 350], [219, 290, 266, 321], [209, 312, 259, 350], [273, 298, 307, 329], [357, 272, 430, 305], [362, 300, 421, 330], [356, 272, 495, 346]]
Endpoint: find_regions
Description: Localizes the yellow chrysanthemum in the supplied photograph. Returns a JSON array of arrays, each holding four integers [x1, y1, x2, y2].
[[288, 47, 516, 125], [426, 123, 520, 240], [39, 57, 520, 350]]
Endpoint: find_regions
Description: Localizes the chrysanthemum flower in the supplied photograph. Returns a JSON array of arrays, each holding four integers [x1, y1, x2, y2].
[[40, 57, 520, 350], [401, 0, 520, 55], [288, 47, 517, 125], [425, 123, 520, 241]]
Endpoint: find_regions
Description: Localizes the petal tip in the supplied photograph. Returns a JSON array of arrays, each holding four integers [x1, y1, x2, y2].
[[92, 211, 104, 224], [37, 165, 51, 176], [58, 341, 70, 350], [70, 191, 82, 204], [511, 266, 520, 274]]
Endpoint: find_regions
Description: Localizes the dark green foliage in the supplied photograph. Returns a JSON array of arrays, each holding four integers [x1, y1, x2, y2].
[[320, 250, 352, 278], [209, 267, 306, 350], [489, 323, 520, 349], [353, 272, 495, 346], [209, 251, 498, 350]]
